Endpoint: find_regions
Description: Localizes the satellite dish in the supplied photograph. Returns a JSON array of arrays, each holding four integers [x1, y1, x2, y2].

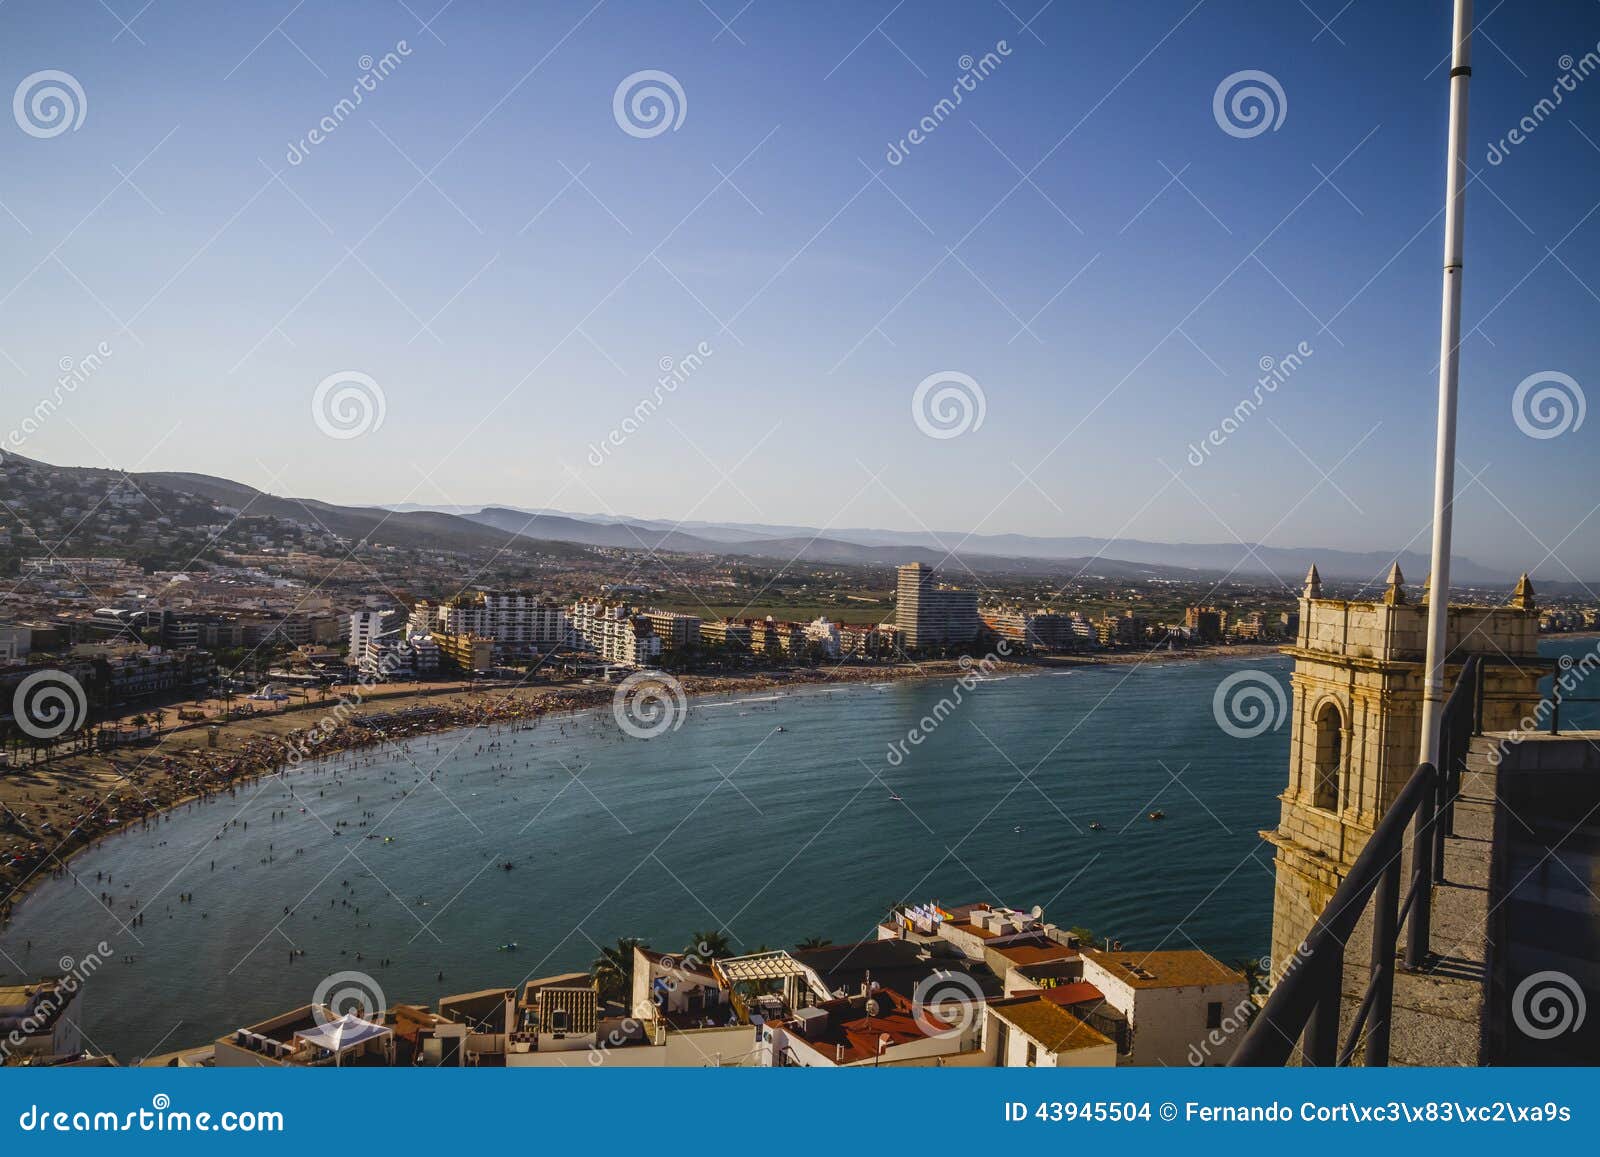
[[1030, 905, 1044, 922], [864, 998, 881, 1017]]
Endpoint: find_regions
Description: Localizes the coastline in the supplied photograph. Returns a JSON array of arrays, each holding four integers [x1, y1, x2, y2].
[[0, 643, 1280, 924]]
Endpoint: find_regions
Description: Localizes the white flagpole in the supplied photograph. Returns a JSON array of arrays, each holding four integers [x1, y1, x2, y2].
[[1420, 0, 1473, 765]]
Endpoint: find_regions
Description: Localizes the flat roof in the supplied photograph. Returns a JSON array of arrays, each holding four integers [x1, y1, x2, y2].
[[990, 998, 1113, 1053], [1082, 948, 1242, 989]]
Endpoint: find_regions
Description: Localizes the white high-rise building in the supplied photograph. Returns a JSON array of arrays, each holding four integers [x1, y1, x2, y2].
[[568, 602, 662, 667]]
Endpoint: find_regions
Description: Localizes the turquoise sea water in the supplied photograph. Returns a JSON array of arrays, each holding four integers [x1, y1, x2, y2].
[[3, 641, 1593, 1061]]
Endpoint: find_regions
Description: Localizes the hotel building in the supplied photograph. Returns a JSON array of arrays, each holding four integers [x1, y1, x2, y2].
[[895, 563, 980, 650]]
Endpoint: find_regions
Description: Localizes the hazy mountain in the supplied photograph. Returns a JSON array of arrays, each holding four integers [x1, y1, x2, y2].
[[401, 503, 1510, 585]]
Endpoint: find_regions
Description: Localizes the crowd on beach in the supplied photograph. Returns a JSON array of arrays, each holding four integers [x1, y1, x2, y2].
[[1, 659, 1027, 915]]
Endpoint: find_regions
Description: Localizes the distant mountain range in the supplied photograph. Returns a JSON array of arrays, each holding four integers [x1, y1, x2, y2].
[[420, 503, 1513, 587], [8, 452, 1552, 589]]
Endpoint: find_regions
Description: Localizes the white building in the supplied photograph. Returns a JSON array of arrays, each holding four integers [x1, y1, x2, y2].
[[568, 602, 662, 667], [348, 610, 396, 673], [1078, 948, 1248, 1066], [803, 616, 841, 658]]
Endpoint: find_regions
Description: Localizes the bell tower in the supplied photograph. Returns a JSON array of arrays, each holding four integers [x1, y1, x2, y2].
[[1263, 565, 1544, 973]]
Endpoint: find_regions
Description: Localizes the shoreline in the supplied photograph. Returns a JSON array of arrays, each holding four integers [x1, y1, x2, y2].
[[0, 643, 1281, 925]]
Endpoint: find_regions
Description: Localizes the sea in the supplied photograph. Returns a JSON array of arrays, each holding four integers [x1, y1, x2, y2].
[[2, 639, 1594, 1061]]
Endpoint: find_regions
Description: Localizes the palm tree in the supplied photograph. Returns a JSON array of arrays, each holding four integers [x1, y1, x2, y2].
[[684, 929, 731, 962], [592, 937, 644, 1005], [796, 935, 832, 951]]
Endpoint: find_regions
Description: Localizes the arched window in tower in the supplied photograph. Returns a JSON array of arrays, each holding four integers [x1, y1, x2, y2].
[[1311, 701, 1343, 811]]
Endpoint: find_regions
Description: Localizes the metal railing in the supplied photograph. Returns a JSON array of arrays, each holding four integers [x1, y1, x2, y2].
[[1232, 655, 1483, 1066]]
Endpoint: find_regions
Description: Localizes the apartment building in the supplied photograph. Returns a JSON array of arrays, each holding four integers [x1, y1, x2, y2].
[[895, 563, 980, 650], [699, 619, 752, 649], [644, 611, 702, 651], [568, 602, 662, 667]]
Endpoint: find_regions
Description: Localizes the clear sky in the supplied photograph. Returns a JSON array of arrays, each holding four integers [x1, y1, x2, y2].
[[1, 0, 1597, 576]]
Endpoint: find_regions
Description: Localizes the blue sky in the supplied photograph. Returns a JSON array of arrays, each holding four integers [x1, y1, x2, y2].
[[1, 0, 1597, 577]]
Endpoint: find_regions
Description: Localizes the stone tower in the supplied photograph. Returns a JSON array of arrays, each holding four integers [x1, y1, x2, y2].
[[1263, 566, 1545, 973]]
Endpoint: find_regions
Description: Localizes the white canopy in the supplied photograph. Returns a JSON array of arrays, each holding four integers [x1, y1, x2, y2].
[[294, 1013, 391, 1054]]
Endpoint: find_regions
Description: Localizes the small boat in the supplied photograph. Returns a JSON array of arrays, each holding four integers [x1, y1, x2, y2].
[[1088, 821, 1104, 831], [888, 793, 903, 802], [501, 861, 515, 871], [498, 942, 519, 951], [1148, 810, 1165, 821], [1013, 825, 1025, 833], [775, 726, 787, 733]]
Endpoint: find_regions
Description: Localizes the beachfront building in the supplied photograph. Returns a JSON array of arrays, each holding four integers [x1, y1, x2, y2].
[[803, 616, 841, 658], [568, 602, 662, 667], [895, 563, 980, 650], [412, 591, 573, 662], [348, 609, 396, 672], [644, 611, 702, 652], [698, 619, 752, 650], [980, 607, 1086, 652]]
